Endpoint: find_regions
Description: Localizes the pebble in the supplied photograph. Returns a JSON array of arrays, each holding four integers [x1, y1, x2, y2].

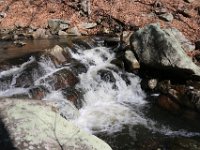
[[66, 27, 81, 36], [58, 30, 68, 36], [79, 22, 97, 29], [158, 13, 174, 22], [0, 12, 6, 18]]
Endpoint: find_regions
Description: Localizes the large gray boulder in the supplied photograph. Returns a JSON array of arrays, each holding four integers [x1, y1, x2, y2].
[[0, 98, 112, 150], [130, 24, 200, 77]]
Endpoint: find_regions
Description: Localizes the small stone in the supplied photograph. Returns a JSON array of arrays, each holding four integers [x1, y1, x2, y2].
[[148, 79, 158, 90], [59, 23, 69, 30], [66, 27, 81, 36], [58, 30, 68, 36], [32, 28, 48, 39], [158, 13, 174, 22], [0, 12, 6, 18], [13, 41, 27, 47], [79, 22, 97, 29], [154, 7, 168, 15], [48, 19, 70, 31]]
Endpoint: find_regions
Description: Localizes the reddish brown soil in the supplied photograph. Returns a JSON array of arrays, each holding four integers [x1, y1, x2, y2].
[[0, 0, 199, 42]]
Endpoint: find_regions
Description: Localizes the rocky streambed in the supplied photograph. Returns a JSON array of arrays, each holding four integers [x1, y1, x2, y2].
[[0, 24, 200, 150]]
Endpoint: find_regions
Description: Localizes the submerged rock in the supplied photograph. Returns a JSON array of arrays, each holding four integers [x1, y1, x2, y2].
[[97, 69, 116, 83], [0, 98, 112, 150], [156, 79, 200, 114], [0, 75, 12, 91], [69, 60, 88, 75], [62, 87, 83, 109], [29, 85, 49, 100], [14, 61, 44, 88], [130, 24, 200, 78]]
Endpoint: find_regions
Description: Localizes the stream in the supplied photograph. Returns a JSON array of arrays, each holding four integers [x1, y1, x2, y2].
[[0, 37, 200, 150]]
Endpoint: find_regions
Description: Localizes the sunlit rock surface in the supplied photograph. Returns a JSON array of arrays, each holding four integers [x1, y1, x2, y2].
[[0, 98, 112, 150]]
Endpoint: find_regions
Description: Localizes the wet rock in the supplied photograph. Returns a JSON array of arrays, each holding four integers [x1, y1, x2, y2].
[[72, 38, 92, 50], [29, 85, 49, 100], [15, 72, 34, 88], [97, 69, 116, 83], [110, 58, 125, 70], [104, 36, 120, 47], [8, 93, 29, 99], [157, 80, 171, 94], [124, 50, 140, 71], [121, 74, 131, 85], [158, 13, 174, 22], [14, 61, 44, 88], [40, 68, 79, 90], [158, 95, 182, 114], [69, 60, 88, 75], [157, 80, 200, 112], [45, 45, 71, 66], [62, 87, 83, 109], [130, 24, 200, 78], [141, 78, 158, 91], [185, 88, 200, 111], [79, 22, 97, 29], [0, 99, 112, 150], [32, 28, 48, 39], [148, 79, 158, 90], [0, 75, 12, 91]]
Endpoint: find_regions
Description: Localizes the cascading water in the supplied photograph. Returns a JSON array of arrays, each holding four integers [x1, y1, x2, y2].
[[69, 46, 147, 134], [0, 38, 200, 150]]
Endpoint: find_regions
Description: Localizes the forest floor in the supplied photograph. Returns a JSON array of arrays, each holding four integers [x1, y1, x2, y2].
[[0, 0, 199, 42]]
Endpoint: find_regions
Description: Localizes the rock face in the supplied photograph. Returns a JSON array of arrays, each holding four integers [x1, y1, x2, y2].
[[130, 24, 200, 78], [0, 99, 112, 150]]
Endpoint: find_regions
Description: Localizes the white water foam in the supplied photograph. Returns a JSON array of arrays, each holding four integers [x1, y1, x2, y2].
[[69, 47, 147, 133]]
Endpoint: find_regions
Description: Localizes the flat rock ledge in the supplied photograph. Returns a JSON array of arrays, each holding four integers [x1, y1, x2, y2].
[[0, 98, 112, 150]]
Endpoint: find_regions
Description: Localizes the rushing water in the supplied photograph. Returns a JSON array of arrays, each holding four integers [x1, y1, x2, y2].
[[0, 37, 200, 149]]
